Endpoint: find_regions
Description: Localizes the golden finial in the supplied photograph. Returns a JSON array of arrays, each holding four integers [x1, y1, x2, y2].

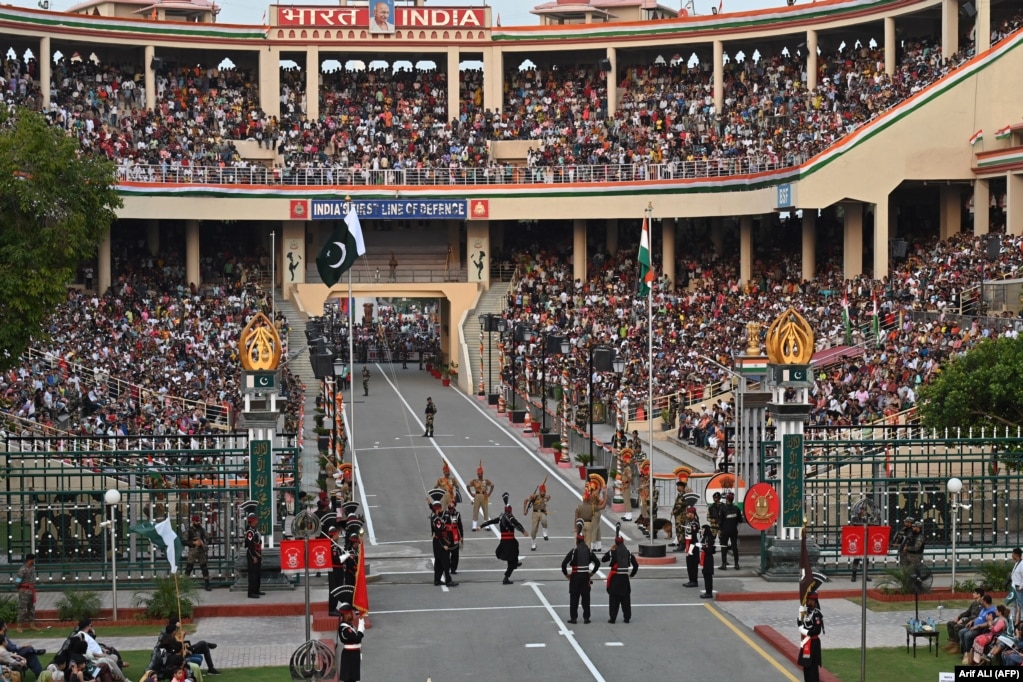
[[765, 307, 814, 365], [239, 311, 283, 371]]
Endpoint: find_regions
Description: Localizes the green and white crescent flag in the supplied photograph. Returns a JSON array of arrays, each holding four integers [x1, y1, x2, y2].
[[130, 517, 183, 574], [316, 205, 366, 287]]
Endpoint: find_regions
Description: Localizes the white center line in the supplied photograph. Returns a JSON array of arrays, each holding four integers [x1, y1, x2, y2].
[[525, 581, 606, 682], [524, 643, 546, 648], [605, 642, 624, 647]]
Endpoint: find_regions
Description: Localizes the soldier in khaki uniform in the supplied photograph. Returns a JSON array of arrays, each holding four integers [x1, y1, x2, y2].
[[574, 491, 595, 546], [467, 462, 494, 531], [523, 480, 550, 550], [636, 460, 659, 534], [433, 462, 458, 509], [617, 448, 635, 522], [587, 474, 607, 552]]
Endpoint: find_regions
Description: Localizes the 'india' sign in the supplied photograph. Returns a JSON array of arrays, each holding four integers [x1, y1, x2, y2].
[[276, 6, 487, 28]]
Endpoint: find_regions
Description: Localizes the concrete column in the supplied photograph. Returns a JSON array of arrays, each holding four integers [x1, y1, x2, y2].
[[97, 228, 112, 296], [873, 197, 890, 280], [976, 0, 990, 53], [806, 30, 818, 91], [974, 179, 990, 234], [467, 221, 490, 288], [573, 219, 587, 284], [606, 47, 618, 117], [185, 219, 200, 288], [843, 202, 864, 279], [942, 0, 960, 59], [447, 221, 460, 274], [146, 220, 160, 256], [144, 45, 156, 111], [606, 219, 618, 256], [305, 46, 319, 120], [739, 216, 753, 286], [713, 40, 724, 115], [939, 185, 962, 240], [884, 17, 896, 77], [282, 220, 306, 286], [1007, 174, 1023, 237], [801, 211, 816, 282], [39, 36, 51, 109], [662, 217, 676, 286], [482, 47, 500, 113], [447, 47, 460, 125], [710, 217, 724, 257], [259, 47, 281, 120]]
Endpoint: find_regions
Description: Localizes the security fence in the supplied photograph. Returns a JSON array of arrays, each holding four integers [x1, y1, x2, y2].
[[0, 434, 299, 589], [759, 425, 1023, 573]]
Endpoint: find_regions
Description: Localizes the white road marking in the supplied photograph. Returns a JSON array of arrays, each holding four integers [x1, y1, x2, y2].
[[525, 643, 546, 648], [366, 602, 706, 615], [524, 581, 606, 682], [343, 407, 377, 546], [605, 642, 624, 647]]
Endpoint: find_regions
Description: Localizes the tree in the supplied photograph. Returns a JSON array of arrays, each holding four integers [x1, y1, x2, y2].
[[917, 336, 1023, 431], [0, 106, 121, 370]]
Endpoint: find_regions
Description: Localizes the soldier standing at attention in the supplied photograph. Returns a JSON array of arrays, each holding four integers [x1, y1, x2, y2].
[[719, 492, 742, 570], [15, 553, 39, 631], [700, 524, 716, 599], [361, 367, 371, 396], [467, 463, 494, 532], [523, 481, 551, 550], [682, 507, 701, 588], [562, 519, 601, 625], [602, 524, 639, 624], [588, 476, 607, 553], [444, 501, 464, 575], [430, 501, 457, 587], [423, 397, 437, 437], [617, 448, 635, 522], [244, 512, 264, 598], [707, 491, 724, 544], [671, 478, 688, 551], [183, 514, 212, 591], [797, 592, 825, 682], [481, 493, 528, 584], [336, 603, 366, 682]]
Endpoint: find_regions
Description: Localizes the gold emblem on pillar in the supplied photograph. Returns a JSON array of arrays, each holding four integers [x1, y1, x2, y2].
[[745, 321, 762, 355], [239, 312, 283, 371], [765, 307, 814, 365]]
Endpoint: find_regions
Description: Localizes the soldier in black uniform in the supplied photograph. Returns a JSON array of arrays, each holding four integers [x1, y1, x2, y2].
[[797, 592, 825, 682], [682, 507, 701, 588], [327, 525, 352, 616], [444, 502, 464, 575], [244, 512, 264, 598], [430, 501, 457, 587], [481, 493, 527, 584], [337, 602, 366, 682], [183, 514, 212, 591], [423, 397, 437, 437], [561, 520, 601, 624], [602, 525, 639, 624], [700, 524, 716, 599], [719, 492, 742, 570]]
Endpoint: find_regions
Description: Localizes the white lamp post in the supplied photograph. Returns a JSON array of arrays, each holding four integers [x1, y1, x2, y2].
[[104, 489, 122, 620], [947, 477, 963, 588]]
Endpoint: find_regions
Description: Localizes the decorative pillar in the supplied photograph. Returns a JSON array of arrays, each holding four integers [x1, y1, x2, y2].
[[801, 211, 816, 282], [186, 219, 200, 288], [466, 221, 490, 288], [843, 202, 863, 279], [806, 30, 818, 90], [974, 179, 991, 235], [259, 47, 281, 120], [710, 217, 724, 257], [39, 36, 51, 109], [482, 47, 501, 114], [1007, 174, 1023, 237], [942, 0, 960, 59], [606, 219, 619, 256], [873, 196, 890, 281], [713, 41, 724, 115], [281, 221, 306, 286], [939, 185, 962, 240], [447, 47, 460, 126], [305, 46, 319, 120], [97, 227, 112, 296], [605, 47, 618, 117], [884, 17, 896, 77], [144, 45, 156, 111], [976, 0, 990, 53], [661, 217, 676, 286], [739, 216, 753, 286], [573, 219, 587, 284], [146, 220, 160, 256]]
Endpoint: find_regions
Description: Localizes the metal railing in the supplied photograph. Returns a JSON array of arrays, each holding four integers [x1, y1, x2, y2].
[[116, 156, 806, 187]]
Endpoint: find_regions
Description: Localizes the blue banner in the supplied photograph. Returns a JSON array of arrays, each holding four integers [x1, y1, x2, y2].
[[311, 199, 468, 221]]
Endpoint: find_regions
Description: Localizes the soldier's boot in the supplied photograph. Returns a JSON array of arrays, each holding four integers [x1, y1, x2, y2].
[[205, 579, 212, 592], [719, 561, 728, 570], [734, 560, 740, 570], [531, 542, 536, 551], [543, 532, 548, 541]]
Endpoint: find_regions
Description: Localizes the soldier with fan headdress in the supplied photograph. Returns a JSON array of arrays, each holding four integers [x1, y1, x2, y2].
[[574, 488, 595, 546], [432, 461, 459, 510], [586, 473, 607, 552], [336, 602, 366, 682], [467, 461, 494, 532], [699, 523, 716, 599], [562, 518, 601, 624], [797, 591, 824, 681], [327, 523, 352, 615], [617, 447, 635, 521], [635, 459, 658, 533], [670, 466, 694, 550], [444, 499, 464, 575], [523, 476, 550, 551], [331, 462, 354, 505], [602, 523, 638, 624], [481, 492, 527, 584], [429, 498, 457, 587]]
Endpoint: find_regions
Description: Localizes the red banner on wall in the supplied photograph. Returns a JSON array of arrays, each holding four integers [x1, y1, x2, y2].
[[280, 538, 333, 572], [841, 525, 891, 557], [276, 6, 487, 29]]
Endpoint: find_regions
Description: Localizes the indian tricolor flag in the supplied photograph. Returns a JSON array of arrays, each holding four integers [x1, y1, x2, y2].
[[996, 126, 1012, 140], [841, 291, 851, 345], [872, 291, 880, 347], [969, 129, 983, 146], [638, 214, 654, 296]]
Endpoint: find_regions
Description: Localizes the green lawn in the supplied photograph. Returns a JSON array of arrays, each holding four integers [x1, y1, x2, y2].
[[826, 646, 963, 682], [23, 650, 288, 682]]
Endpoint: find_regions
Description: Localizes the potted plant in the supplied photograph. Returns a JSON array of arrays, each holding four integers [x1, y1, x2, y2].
[[575, 453, 593, 478], [441, 362, 458, 387], [660, 409, 673, 431]]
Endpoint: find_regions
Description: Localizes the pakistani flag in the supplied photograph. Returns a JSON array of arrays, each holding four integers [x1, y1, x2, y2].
[[638, 215, 654, 296], [316, 205, 367, 287], [130, 517, 184, 574]]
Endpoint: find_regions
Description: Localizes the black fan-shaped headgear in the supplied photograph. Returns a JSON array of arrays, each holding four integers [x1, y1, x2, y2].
[[502, 491, 510, 506]]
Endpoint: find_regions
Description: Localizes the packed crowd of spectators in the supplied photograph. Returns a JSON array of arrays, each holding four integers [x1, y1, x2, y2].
[[0, 11, 1018, 185]]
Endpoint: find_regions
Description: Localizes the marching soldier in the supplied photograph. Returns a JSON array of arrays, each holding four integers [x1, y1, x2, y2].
[[361, 367, 371, 396], [430, 501, 457, 587], [587, 474, 607, 552], [700, 524, 716, 599], [719, 492, 742, 570], [562, 519, 601, 624], [433, 462, 458, 509], [423, 396, 437, 437], [467, 462, 494, 532], [617, 448, 635, 522], [244, 512, 264, 599], [602, 524, 639, 624], [183, 514, 212, 591], [523, 480, 550, 551], [444, 501, 464, 575], [481, 493, 528, 584], [682, 507, 701, 588], [797, 592, 825, 682]]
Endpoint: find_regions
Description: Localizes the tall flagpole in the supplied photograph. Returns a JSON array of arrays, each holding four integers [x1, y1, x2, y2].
[[346, 197, 357, 501], [270, 230, 276, 321], [646, 203, 655, 547]]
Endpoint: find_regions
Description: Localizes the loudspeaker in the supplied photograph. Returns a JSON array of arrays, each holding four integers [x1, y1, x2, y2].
[[150, 56, 163, 70], [598, 59, 612, 73], [962, 2, 976, 18], [986, 235, 1001, 261]]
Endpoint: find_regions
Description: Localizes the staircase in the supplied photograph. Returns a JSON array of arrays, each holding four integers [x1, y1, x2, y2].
[[462, 285, 510, 398], [274, 295, 322, 498]]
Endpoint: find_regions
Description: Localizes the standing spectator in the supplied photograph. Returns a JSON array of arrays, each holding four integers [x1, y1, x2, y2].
[[15, 554, 39, 632], [1011, 548, 1023, 625], [388, 252, 398, 282]]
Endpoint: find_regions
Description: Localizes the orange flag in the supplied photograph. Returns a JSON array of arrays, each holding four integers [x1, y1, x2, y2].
[[353, 544, 369, 615]]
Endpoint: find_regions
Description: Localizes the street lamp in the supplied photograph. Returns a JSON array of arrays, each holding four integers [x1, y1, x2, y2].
[[479, 314, 503, 405], [511, 325, 535, 412], [103, 489, 121, 620], [946, 477, 968, 587], [538, 333, 568, 433], [587, 346, 618, 465], [696, 353, 745, 474]]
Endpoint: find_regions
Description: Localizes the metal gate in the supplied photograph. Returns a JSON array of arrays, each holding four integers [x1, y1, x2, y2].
[[0, 434, 299, 588]]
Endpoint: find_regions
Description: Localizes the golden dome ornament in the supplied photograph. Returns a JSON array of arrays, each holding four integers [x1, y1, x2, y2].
[[239, 312, 283, 371], [765, 307, 814, 365]]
